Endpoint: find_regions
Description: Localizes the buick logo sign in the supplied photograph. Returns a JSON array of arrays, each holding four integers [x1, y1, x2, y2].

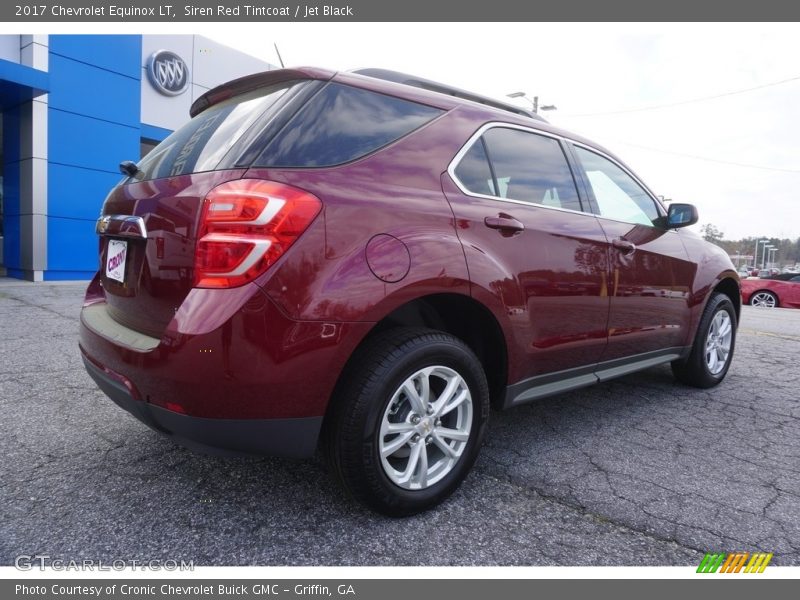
[[146, 50, 189, 96]]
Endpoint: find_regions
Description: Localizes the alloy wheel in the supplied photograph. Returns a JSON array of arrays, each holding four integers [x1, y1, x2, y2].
[[378, 366, 473, 490], [705, 311, 733, 375], [751, 292, 777, 308]]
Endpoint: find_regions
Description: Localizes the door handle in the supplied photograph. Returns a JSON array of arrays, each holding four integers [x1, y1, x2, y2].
[[484, 215, 525, 233], [612, 238, 636, 254]]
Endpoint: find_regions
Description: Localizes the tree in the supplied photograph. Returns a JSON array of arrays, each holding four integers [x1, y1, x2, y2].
[[700, 223, 725, 245]]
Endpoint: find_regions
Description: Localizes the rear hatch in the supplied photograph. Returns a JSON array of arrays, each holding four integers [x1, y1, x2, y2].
[[96, 75, 323, 337]]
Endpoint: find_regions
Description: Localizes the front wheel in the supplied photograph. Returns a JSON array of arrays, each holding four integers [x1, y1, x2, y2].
[[672, 293, 737, 388], [750, 290, 778, 308], [324, 328, 489, 516]]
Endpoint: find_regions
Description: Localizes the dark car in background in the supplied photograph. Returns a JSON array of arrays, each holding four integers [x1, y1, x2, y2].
[[742, 272, 800, 308], [79, 67, 740, 515]]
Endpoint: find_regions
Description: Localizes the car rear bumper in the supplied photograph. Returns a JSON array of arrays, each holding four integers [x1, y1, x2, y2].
[[81, 349, 322, 458], [79, 275, 374, 457]]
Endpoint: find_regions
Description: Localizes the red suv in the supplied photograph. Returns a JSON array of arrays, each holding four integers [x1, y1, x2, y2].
[[80, 67, 740, 515]]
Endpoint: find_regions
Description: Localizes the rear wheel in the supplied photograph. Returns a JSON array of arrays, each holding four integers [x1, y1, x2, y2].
[[672, 292, 737, 388], [324, 328, 489, 516], [750, 290, 778, 308]]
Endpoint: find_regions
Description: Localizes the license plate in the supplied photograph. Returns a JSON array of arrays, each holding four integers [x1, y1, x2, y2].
[[106, 239, 128, 283]]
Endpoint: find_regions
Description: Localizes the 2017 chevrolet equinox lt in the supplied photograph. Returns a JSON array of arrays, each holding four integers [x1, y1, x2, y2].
[[80, 67, 740, 515]]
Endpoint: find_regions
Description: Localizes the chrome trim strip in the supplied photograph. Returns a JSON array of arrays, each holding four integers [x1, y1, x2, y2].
[[446, 121, 667, 220], [590, 212, 681, 233], [447, 122, 563, 197], [96, 215, 148, 239], [452, 191, 596, 218]]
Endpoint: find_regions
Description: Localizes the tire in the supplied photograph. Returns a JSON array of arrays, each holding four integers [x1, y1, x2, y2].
[[749, 290, 778, 308], [324, 327, 489, 516], [671, 292, 737, 388]]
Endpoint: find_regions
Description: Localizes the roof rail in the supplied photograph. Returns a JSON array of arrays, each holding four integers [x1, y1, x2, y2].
[[352, 68, 545, 122]]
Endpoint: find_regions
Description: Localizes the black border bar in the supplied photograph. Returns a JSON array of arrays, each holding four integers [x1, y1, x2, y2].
[[5, 579, 798, 600], [5, 0, 800, 22]]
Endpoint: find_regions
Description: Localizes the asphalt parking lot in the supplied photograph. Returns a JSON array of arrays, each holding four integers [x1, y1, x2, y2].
[[1, 280, 798, 566]]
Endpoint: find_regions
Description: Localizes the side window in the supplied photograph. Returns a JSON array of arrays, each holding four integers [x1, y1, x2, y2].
[[254, 83, 443, 167], [454, 138, 496, 197], [481, 128, 582, 211], [574, 146, 660, 226]]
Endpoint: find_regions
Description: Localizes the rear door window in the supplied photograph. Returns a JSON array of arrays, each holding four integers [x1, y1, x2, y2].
[[253, 83, 444, 167], [452, 126, 582, 212], [483, 128, 581, 211]]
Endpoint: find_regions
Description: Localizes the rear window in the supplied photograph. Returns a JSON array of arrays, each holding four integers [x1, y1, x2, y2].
[[133, 81, 299, 182], [253, 83, 444, 168]]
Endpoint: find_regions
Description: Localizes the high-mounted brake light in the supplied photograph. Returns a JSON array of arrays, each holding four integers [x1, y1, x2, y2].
[[194, 179, 321, 288]]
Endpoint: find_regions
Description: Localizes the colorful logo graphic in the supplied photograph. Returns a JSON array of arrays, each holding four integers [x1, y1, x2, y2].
[[697, 552, 773, 573]]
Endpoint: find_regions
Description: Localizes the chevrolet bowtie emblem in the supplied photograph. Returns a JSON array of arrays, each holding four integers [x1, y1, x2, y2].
[[96, 216, 110, 234]]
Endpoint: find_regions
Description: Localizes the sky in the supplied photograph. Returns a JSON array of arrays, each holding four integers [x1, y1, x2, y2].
[[205, 22, 800, 241], [10, 21, 798, 240]]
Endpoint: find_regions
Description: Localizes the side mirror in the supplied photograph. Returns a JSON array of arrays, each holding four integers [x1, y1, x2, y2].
[[666, 203, 698, 228]]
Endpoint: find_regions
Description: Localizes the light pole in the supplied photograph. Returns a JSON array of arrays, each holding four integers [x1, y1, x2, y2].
[[506, 91, 557, 114], [762, 244, 775, 270], [754, 239, 769, 271]]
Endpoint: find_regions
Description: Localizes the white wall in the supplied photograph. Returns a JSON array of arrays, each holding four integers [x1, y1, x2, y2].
[[140, 35, 275, 132], [0, 35, 20, 63]]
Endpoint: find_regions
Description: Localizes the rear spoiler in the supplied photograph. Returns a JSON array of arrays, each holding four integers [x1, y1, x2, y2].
[[189, 66, 335, 118]]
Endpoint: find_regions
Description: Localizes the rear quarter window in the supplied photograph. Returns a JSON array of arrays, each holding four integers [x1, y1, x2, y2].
[[253, 83, 444, 168], [453, 139, 496, 197]]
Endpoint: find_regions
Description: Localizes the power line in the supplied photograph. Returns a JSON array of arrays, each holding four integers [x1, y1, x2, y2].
[[611, 140, 800, 173], [557, 74, 800, 117]]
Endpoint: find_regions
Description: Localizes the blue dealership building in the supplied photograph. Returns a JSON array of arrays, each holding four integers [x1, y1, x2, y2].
[[0, 35, 274, 280]]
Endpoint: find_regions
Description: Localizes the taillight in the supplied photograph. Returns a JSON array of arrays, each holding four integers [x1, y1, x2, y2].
[[194, 179, 321, 288]]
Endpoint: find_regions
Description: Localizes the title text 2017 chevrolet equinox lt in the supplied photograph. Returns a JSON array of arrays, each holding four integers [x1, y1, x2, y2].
[[80, 67, 740, 515]]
